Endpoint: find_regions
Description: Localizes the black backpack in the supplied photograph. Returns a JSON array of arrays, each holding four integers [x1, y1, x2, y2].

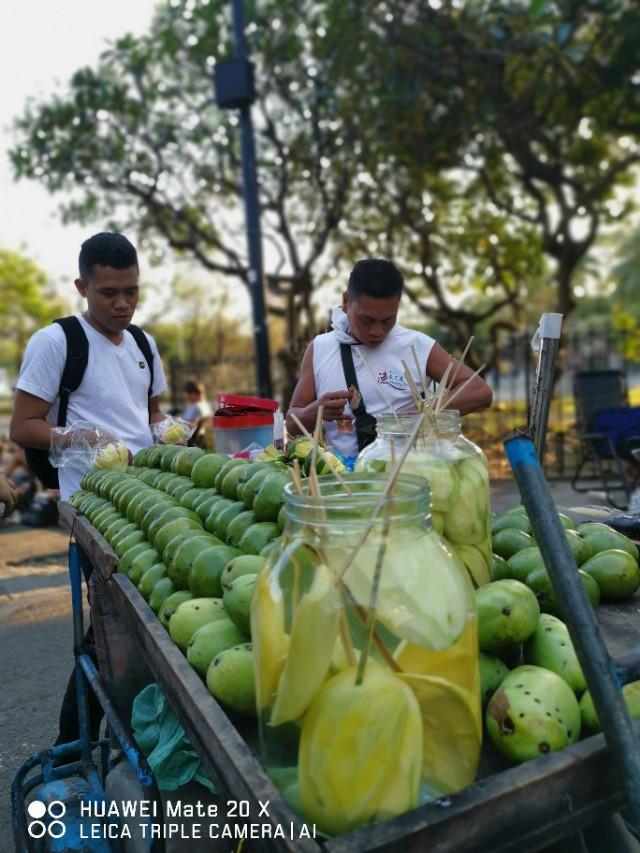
[[24, 317, 154, 489]]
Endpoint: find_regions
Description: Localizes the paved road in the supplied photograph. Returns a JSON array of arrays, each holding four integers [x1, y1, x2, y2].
[[0, 518, 73, 852]]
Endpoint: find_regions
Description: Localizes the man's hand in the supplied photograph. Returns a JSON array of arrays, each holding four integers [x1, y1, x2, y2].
[[315, 391, 354, 422], [0, 475, 17, 517]]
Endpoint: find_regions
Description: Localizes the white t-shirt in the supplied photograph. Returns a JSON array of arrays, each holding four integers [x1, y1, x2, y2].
[[312, 323, 436, 459], [16, 314, 167, 499]]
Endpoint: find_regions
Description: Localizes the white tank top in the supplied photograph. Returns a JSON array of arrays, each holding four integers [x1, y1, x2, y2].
[[312, 323, 436, 459]]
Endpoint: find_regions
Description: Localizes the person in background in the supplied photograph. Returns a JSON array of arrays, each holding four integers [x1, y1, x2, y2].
[[286, 258, 493, 462], [182, 379, 212, 427]]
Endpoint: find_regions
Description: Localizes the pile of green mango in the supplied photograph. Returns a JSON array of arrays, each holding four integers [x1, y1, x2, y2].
[[68, 445, 295, 717], [476, 568, 640, 765], [490, 505, 640, 611]]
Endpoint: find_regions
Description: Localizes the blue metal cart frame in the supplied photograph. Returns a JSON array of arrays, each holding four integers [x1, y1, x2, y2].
[[11, 540, 165, 852]]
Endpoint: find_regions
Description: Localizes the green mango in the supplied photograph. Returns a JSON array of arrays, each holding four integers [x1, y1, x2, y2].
[[189, 545, 243, 597], [579, 680, 640, 733], [525, 567, 600, 617], [169, 597, 227, 651], [491, 513, 531, 535], [223, 574, 257, 635], [226, 510, 257, 548], [507, 547, 545, 583], [149, 577, 176, 614], [523, 613, 586, 694], [578, 522, 639, 562], [253, 473, 289, 522], [188, 618, 246, 678], [479, 652, 509, 707], [492, 528, 536, 560], [476, 580, 540, 654], [238, 522, 281, 556], [491, 553, 512, 581], [191, 453, 229, 487], [206, 644, 256, 716], [486, 665, 581, 763], [215, 458, 248, 493], [138, 563, 168, 600], [158, 590, 194, 630], [580, 549, 640, 601], [221, 555, 266, 591]]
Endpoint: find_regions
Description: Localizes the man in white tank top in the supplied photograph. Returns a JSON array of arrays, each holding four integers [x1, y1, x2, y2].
[[286, 258, 493, 462]]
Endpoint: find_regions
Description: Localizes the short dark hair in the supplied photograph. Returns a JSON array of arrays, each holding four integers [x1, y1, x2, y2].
[[184, 380, 203, 396], [347, 258, 404, 300], [78, 232, 138, 281]]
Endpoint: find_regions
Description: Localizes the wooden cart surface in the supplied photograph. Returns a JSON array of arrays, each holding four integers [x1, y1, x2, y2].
[[60, 503, 640, 853]]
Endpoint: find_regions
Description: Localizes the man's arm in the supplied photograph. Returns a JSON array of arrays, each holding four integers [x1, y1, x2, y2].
[[148, 395, 165, 425], [10, 390, 55, 450], [286, 342, 352, 437], [426, 343, 493, 415]]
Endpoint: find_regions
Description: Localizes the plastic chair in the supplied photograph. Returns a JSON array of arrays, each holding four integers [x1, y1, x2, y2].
[[571, 370, 640, 508]]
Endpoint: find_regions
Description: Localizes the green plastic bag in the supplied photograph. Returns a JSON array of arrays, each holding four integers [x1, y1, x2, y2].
[[132, 683, 217, 794]]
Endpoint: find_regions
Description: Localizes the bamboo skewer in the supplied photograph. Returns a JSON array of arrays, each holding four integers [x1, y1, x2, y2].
[[336, 411, 427, 583], [401, 358, 423, 411], [448, 336, 474, 391], [411, 343, 429, 405], [436, 363, 487, 412]]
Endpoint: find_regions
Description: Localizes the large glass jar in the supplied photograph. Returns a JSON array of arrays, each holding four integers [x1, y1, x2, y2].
[[251, 473, 481, 837], [356, 411, 492, 588]]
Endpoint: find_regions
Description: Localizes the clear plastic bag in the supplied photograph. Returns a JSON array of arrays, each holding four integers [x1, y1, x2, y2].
[[49, 420, 129, 470], [150, 416, 194, 445]]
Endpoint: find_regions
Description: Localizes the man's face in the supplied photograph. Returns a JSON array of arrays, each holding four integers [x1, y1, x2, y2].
[[342, 292, 400, 347], [75, 266, 140, 333]]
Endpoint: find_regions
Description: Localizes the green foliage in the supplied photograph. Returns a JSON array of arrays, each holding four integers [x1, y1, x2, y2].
[[8, 0, 640, 378], [0, 249, 67, 369]]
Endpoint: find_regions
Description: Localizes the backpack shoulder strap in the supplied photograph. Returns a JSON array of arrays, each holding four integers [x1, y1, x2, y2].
[[54, 317, 89, 427], [339, 343, 377, 451], [127, 324, 154, 396]]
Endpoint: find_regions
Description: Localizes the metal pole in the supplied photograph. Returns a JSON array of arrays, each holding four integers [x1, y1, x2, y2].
[[529, 313, 563, 463], [230, 0, 272, 398], [504, 433, 640, 832]]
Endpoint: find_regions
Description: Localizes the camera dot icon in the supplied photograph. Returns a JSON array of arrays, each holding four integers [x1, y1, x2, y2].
[[27, 801, 46, 819], [27, 800, 67, 839]]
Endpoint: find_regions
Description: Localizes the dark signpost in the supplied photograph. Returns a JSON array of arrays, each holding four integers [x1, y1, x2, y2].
[[214, 0, 272, 398]]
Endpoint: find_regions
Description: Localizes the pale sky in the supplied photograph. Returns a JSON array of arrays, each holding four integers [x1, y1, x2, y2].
[[0, 0, 226, 321]]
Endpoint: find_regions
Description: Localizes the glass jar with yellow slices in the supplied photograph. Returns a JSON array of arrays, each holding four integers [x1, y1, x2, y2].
[[251, 472, 481, 837]]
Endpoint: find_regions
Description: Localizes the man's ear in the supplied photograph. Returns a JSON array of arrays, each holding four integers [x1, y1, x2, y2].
[[341, 291, 349, 312], [74, 278, 88, 298]]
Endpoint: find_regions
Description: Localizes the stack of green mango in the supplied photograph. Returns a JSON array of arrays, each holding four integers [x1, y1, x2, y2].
[[490, 505, 640, 611], [68, 446, 296, 717], [475, 506, 640, 765]]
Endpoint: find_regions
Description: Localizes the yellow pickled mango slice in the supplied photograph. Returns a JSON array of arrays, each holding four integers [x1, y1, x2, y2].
[[299, 665, 423, 836], [250, 568, 288, 712], [399, 671, 482, 795], [395, 619, 480, 693], [270, 563, 339, 725]]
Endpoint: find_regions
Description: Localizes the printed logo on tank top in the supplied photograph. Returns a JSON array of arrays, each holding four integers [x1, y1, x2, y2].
[[377, 369, 407, 391]]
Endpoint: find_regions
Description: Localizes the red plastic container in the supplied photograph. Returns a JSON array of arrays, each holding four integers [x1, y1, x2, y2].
[[213, 393, 279, 454]]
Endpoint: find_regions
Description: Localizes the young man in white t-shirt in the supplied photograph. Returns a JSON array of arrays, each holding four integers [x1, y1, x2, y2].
[[10, 231, 167, 500], [286, 258, 493, 461], [10, 231, 167, 748]]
